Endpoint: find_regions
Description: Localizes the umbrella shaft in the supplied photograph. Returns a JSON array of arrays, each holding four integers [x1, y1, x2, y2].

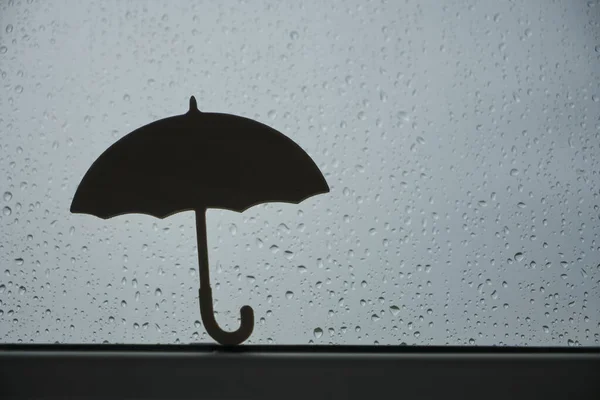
[[195, 209, 210, 288]]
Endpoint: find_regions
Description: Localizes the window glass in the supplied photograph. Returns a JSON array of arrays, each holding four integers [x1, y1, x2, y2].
[[1, 0, 598, 346]]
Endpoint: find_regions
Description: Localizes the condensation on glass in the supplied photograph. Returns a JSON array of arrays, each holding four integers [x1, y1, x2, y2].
[[0, 0, 598, 346]]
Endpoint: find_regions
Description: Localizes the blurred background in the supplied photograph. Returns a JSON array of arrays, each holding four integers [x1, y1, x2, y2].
[[0, 0, 598, 346]]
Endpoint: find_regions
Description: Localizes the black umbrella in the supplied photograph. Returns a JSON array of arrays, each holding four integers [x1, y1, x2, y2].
[[71, 96, 329, 345]]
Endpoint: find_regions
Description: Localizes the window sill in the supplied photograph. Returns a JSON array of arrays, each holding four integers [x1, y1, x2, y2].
[[1, 344, 598, 399]]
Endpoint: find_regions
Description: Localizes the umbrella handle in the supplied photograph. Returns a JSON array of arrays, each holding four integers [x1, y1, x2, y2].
[[199, 286, 254, 346]]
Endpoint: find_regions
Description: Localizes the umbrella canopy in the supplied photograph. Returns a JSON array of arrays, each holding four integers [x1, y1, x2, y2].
[[70, 96, 329, 345], [71, 96, 329, 218]]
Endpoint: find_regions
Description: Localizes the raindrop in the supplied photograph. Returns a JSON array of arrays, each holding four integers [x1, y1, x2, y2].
[[155, 288, 162, 297], [5, 24, 13, 33], [285, 291, 294, 299], [229, 224, 237, 235], [3, 192, 12, 201], [290, 31, 299, 40], [371, 314, 380, 322], [514, 252, 524, 262], [397, 111, 409, 122], [0, 46, 7, 54], [510, 168, 519, 176], [14, 258, 24, 265], [313, 327, 323, 338], [2, 206, 11, 216], [267, 110, 277, 120], [19, 286, 26, 295], [187, 45, 195, 54], [390, 305, 400, 316]]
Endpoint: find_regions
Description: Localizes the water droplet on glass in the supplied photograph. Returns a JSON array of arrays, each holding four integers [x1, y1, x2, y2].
[[3, 192, 11, 201], [229, 224, 237, 235], [267, 110, 277, 120], [2, 206, 12, 216], [285, 291, 294, 299], [5, 24, 13, 33], [0, 46, 7, 54], [19, 286, 26, 295], [290, 31, 299, 40], [155, 288, 162, 297], [514, 252, 524, 262], [14, 258, 24, 265], [397, 111, 409, 122], [313, 327, 323, 338], [371, 314, 380, 322], [510, 168, 519, 176], [390, 305, 400, 316]]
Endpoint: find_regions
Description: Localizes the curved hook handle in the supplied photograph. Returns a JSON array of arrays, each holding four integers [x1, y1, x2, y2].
[[199, 287, 254, 346]]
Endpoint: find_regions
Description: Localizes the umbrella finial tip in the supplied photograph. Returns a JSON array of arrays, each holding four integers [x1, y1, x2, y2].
[[189, 96, 198, 111]]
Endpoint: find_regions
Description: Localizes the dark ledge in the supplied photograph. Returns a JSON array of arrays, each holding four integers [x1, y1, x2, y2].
[[1, 344, 599, 400]]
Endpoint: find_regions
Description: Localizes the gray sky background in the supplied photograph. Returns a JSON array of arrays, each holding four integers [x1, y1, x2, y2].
[[0, 0, 598, 346]]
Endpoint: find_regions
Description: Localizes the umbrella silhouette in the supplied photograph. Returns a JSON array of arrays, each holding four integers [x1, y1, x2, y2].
[[71, 96, 329, 345]]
